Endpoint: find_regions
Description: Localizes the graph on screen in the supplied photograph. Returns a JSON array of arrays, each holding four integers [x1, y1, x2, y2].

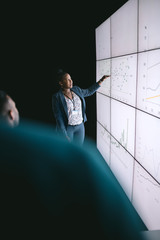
[[96, 59, 111, 96], [95, 0, 160, 231], [139, 0, 160, 51], [111, 99, 135, 156], [111, 54, 137, 106], [132, 162, 160, 230], [97, 122, 110, 165], [137, 49, 160, 118], [110, 136, 134, 200]]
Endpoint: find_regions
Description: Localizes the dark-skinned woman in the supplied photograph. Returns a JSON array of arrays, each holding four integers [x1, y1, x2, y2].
[[52, 69, 110, 144]]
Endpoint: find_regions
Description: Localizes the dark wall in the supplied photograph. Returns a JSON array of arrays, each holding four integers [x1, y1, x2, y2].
[[1, 1, 128, 142]]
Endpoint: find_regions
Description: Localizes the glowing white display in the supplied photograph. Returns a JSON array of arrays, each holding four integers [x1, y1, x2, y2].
[[110, 136, 134, 200], [132, 163, 160, 230], [95, 18, 110, 60], [95, 0, 160, 231], [136, 110, 160, 183], [97, 122, 110, 165], [111, 54, 137, 106], [139, 0, 160, 51], [111, 99, 135, 156], [111, 0, 137, 57], [96, 93, 110, 131], [96, 59, 111, 96], [137, 49, 160, 118]]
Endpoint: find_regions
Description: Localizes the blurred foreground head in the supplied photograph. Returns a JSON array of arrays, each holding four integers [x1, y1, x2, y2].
[[0, 120, 146, 239], [0, 90, 19, 127]]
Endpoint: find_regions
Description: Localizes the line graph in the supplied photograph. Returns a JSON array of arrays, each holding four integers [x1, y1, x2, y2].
[[136, 143, 160, 182], [146, 82, 160, 92], [132, 162, 160, 230], [137, 49, 160, 118], [148, 62, 160, 70], [146, 94, 160, 100]]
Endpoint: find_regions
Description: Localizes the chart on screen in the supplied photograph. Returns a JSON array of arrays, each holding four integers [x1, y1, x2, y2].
[[137, 49, 160, 118]]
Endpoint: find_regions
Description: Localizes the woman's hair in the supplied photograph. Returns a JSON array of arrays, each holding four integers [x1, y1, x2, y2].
[[56, 69, 67, 82]]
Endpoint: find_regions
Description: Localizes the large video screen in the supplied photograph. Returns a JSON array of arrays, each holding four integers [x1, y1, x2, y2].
[[95, 0, 160, 231]]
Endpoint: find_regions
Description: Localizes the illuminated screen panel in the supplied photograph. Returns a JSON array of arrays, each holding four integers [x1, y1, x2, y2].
[[95, 18, 110, 60], [111, 54, 137, 106], [96, 59, 111, 96], [110, 136, 134, 200], [137, 49, 160, 118], [135, 110, 160, 183], [132, 162, 160, 230], [97, 122, 110, 165], [95, 0, 160, 231], [96, 92, 110, 131], [111, 0, 137, 57], [111, 99, 135, 156], [139, 0, 160, 51]]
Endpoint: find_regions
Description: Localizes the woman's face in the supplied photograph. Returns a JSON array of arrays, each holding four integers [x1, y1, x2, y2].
[[60, 73, 73, 89]]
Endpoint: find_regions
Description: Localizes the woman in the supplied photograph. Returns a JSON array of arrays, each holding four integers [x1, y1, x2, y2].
[[52, 69, 110, 144]]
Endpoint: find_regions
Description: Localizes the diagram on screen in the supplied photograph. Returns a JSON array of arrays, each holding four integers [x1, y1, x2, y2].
[[132, 162, 160, 230], [96, 59, 111, 96], [111, 54, 137, 106], [110, 135, 134, 200], [97, 122, 111, 165], [111, 99, 135, 156], [137, 49, 160, 118], [138, 0, 160, 51], [136, 110, 160, 183]]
